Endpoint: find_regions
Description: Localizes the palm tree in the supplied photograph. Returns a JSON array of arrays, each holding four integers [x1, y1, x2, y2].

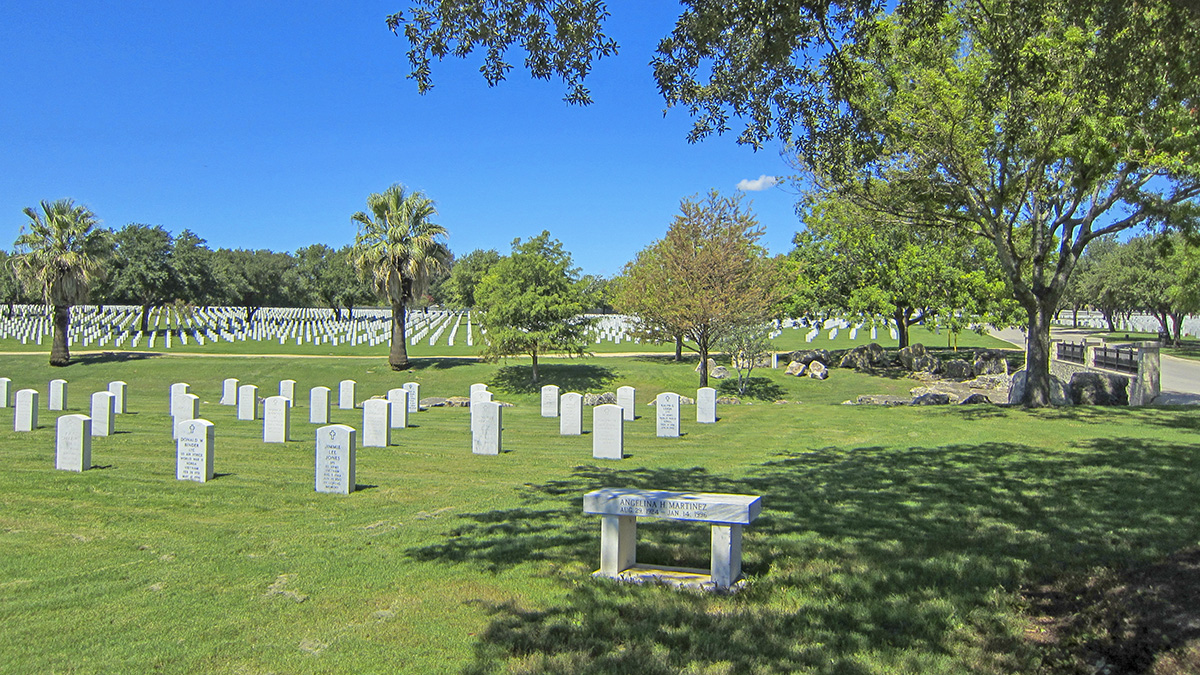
[[12, 199, 110, 366], [351, 184, 450, 371]]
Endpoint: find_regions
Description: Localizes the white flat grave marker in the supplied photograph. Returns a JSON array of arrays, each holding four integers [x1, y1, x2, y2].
[[264, 395, 291, 443], [309, 386, 330, 424], [55, 414, 92, 472], [697, 387, 717, 424], [560, 392, 583, 435], [14, 389, 37, 431], [176, 419, 215, 482], [471, 400, 501, 455], [316, 424, 356, 494], [583, 488, 762, 591], [541, 384, 560, 417], [656, 392, 680, 438], [592, 404, 624, 460], [90, 391, 116, 436]]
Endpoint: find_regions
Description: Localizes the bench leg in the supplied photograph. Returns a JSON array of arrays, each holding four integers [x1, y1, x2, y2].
[[711, 524, 743, 588], [599, 515, 637, 575]]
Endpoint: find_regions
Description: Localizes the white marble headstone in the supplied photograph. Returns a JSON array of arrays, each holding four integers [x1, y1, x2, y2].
[[169, 382, 189, 413], [541, 384, 560, 417], [90, 391, 116, 437], [316, 424, 356, 494], [49, 378, 68, 411], [279, 379, 296, 404], [387, 388, 409, 428], [0, 377, 11, 407], [362, 399, 390, 447], [107, 381, 127, 414], [656, 392, 680, 438], [471, 400, 502, 455], [55, 414, 91, 471], [176, 418, 215, 482], [14, 388, 37, 431], [560, 392, 583, 435], [263, 395, 291, 443], [402, 382, 420, 413], [697, 387, 717, 424], [220, 377, 239, 405], [616, 386, 636, 421], [592, 403, 624, 460], [470, 383, 488, 397], [237, 384, 258, 421], [309, 386, 330, 424], [338, 380, 356, 409]]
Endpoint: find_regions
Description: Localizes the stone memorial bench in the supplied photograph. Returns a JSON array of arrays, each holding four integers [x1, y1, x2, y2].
[[583, 488, 761, 591]]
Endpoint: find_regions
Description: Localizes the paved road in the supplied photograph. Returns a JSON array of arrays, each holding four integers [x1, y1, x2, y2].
[[990, 326, 1200, 403]]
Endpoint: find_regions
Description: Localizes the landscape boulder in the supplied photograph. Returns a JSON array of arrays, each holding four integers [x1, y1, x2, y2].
[[807, 361, 829, 380], [855, 394, 909, 406], [911, 392, 951, 406], [943, 359, 973, 380], [710, 365, 730, 379], [784, 361, 806, 377], [898, 343, 941, 373], [1008, 370, 1071, 405], [789, 349, 831, 367], [973, 350, 1009, 376], [838, 345, 876, 371], [583, 392, 617, 406], [694, 358, 717, 373], [960, 393, 992, 405], [1069, 372, 1129, 405]]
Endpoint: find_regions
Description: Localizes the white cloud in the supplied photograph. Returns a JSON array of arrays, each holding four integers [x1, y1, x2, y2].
[[736, 175, 778, 191]]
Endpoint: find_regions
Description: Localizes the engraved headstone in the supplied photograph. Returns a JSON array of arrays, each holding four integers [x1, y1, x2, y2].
[[263, 395, 291, 443], [55, 414, 91, 471], [362, 399, 390, 447], [279, 379, 296, 405], [220, 377, 239, 405], [309, 386, 330, 424], [471, 401, 502, 455], [560, 392, 583, 435], [616, 386, 635, 421], [49, 378, 68, 411], [470, 383, 488, 397], [697, 387, 717, 424], [169, 382, 189, 413], [14, 389, 37, 431], [656, 392, 680, 438], [592, 404, 624, 460], [315, 424, 356, 494], [387, 388, 409, 428], [338, 380, 356, 409], [107, 381, 127, 414], [237, 384, 258, 421], [402, 382, 420, 413], [0, 377, 11, 407], [90, 391, 116, 437], [176, 419, 215, 482], [541, 384, 560, 417]]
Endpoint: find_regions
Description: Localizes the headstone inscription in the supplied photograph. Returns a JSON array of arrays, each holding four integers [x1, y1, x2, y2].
[[237, 385, 259, 421], [315, 424, 356, 494], [656, 392, 681, 438], [338, 380, 356, 410], [697, 387, 717, 424], [560, 392, 583, 435], [362, 399, 390, 447], [471, 400, 501, 455], [592, 404, 624, 460], [14, 389, 37, 431], [55, 414, 91, 472], [616, 386, 636, 421], [220, 378, 239, 405], [541, 384, 560, 417], [49, 378, 67, 411], [309, 386, 330, 424], [107, 381, 127, 414], [176, 419, 215, 482], [0, 377, 11, 407], [402, 382, 420, 414], [263, 396, 291, 443], [90, 391, 116, 437], [387, 388, 409, 428]]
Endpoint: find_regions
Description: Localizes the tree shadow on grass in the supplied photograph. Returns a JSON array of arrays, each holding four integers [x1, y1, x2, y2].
[[716, 376, 786, 401], [490, 364, 617, 395], [406, 357, 480, 371], [408, 437, 1200, 674], [71, 351, 160, 366]]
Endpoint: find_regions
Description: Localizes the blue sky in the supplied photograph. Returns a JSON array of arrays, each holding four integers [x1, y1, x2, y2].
[[0, 2, 801, 278]]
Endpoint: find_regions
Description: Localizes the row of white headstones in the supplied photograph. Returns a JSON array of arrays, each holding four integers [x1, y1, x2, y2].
[[10, 375, 722, 496]]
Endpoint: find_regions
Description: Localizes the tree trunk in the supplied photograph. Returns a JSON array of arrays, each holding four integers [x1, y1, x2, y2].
[[531, 349, 540, 383], [1103, 311, 1116, 332], [1019, 300, 1056, 407], [389, 300, 410, 370], [698, 339, 709, 387], [246, 306, 258, 325], [1072, 307, 1079, 328], [140, 303, 151, 333], [674, 334, 683, 362], [893, 309, 910, 349], [50, 303, 70, 367], [1171, 313, 1185, 347], [332, 305, 342, 322]]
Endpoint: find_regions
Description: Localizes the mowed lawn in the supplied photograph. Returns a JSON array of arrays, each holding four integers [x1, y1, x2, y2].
[[1, 347, 1197, 674]]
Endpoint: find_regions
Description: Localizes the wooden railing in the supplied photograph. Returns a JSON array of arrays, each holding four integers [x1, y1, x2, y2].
[[1057, 341, 1086, 364], [1093, 346, 1139, 374]]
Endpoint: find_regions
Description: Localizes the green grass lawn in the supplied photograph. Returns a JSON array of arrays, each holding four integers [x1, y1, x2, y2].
[[1, 348, 1195, 673]]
